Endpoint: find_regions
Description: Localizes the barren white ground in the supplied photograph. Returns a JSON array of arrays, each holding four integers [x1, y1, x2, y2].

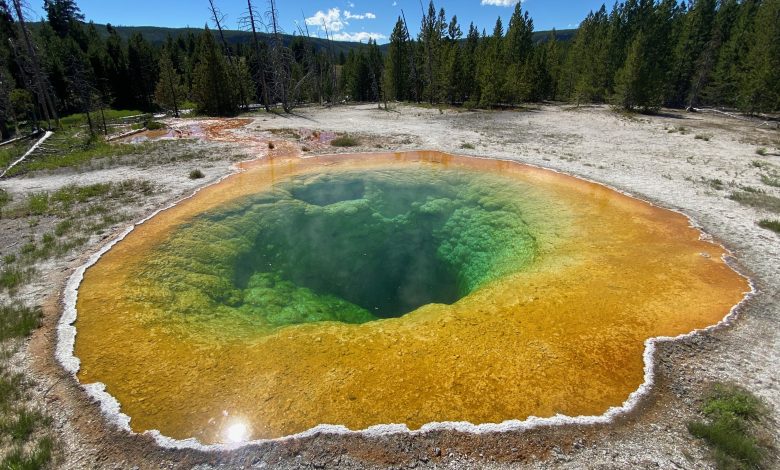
[[1, 104, 777, 469]]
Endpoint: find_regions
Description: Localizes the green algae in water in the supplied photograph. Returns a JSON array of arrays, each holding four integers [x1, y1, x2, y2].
[[128, 168, 543, 330]]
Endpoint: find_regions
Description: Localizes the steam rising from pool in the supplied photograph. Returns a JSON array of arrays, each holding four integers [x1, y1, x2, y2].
[[131, 170, 538, 329]]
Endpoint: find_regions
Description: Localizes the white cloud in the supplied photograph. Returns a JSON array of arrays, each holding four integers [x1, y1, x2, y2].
[[344, 10, 376, 20], [332, 31, 387, 42], [305, 8, 346, 32], [306, 7, 377, 33], [348, 2, 355, 7], [480, 0, 521, 6], [392, 1, 397, 5]]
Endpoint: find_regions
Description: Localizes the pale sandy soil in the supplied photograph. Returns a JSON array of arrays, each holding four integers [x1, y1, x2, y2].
[[1, 104, 778, 469]]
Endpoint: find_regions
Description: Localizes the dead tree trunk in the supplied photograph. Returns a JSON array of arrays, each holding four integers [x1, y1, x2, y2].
[[208, 0, 247, 110], [99, 105, 107, 136], [246, 0, 270, 111], [164, 62, 180, 118], [268, 0, 290, 111], [10, 0, 58, 129]]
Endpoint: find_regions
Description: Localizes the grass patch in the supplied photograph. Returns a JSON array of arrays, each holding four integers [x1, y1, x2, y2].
[[460, 143, 476, 150], [709, 178, 725, 191], [331, 135, 360, 147], [54, 220, 72, 237], [0, 188, 10, 211], [0, 435, 54, 470], [145, 120, 165, 131], [189, 169, 205, 180], [760, 174, 780, 188], [59, 109, 144, 128], [8, 141, 143, 176], [25, 193, 49, 216], [695, 134, 711, 141], [0, 266, 35, 292], [729, 190, 780, 213], [758, 219, 780, 233], [9, 181, 157, 218], [0, 303, 40, 341], [756, 148, 767, 156], [5, 130, 163, 176], [0, 139, 32, 170], [0, 409, 49, 442], [668, 125, 689, 134], [0, 368, 24, 408], [688, 383, 770, 469]]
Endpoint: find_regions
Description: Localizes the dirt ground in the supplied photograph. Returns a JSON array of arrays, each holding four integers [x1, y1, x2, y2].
[[1, 103, 778, 469]]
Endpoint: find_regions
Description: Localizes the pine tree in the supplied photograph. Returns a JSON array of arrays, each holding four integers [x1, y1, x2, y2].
[[479, 17, 504, 108], [504, 3, 534, 104], [543, 30, 562, 100], [689, 0, 739, 109], [701, 0, 743, 107], [442, 15, 463, 105], [564, 7, 610, 104], [232, 58, 255, 108], [668, 0, 717, 108], [384, 17, 410, 101], [43, 0, 84, 38], [739, 0, 780, 113], [462, 23, 480, 107], [0, 67, 14, 138], [103, 24, 132, 108], [127, 33, 157, 110], [192, 28, 237, 116], [154, 47, 185, 117], [419, 1, 443, 104]]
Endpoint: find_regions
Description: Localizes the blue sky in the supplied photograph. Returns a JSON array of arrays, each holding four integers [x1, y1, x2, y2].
[[27, 0, 606, 43]]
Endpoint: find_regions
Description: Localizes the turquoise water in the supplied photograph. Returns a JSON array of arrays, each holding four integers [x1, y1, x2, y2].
[[130, 168, 540, 328]]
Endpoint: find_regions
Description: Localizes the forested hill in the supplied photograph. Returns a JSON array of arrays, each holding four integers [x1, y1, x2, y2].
[[3, 0, 778, 140], [31, 22, 576, 54]]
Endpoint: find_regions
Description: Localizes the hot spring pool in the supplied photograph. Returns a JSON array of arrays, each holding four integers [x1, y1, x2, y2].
[[63, 151, 749, 445]]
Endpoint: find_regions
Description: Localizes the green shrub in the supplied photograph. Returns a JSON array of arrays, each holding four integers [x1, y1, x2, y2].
[[146, 120, 165, 130], [189, 169, 205, 179], [59, 109, 143, 128], [758, 219, 780, 233], [54, 220, 73, 236], [688, 383, 769, 469], [26, 193, 49, 216], [0, 189, 10, 208], [6, 137, 160, 176], [695, 134, 711, 141], [729, 191, 780, 213], [0, 436, 54, 470], [331, 135, 359, 147], [51, 183, 112, 207], [0, 266, 34, 291], [756, 148, 767, 156], [760, 174, 780, 188], [0, 303, 41, 340], [460, 143, 476, 150], [0, 409, 48, 442]]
